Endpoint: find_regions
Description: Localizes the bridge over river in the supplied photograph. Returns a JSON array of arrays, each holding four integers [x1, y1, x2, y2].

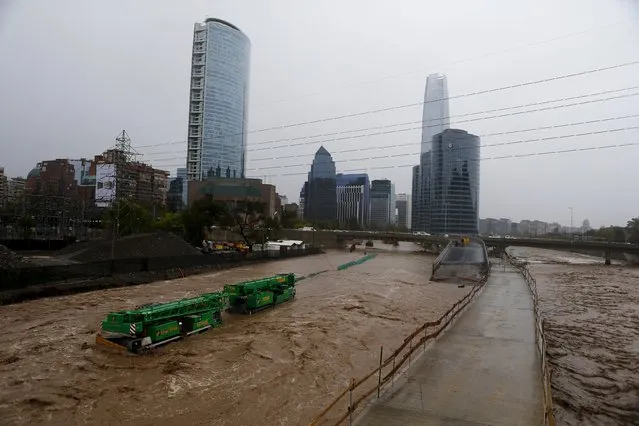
[[280, 229, 639, 264]]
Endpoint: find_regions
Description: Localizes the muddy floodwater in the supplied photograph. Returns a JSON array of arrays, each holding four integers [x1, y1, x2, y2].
[[508, 247, 639, 426], [0, 247, 471, 425]]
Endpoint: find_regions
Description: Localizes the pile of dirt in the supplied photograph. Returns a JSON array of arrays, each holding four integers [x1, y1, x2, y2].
[[57, 232, 202, 262], [0, 245, 27, 270]]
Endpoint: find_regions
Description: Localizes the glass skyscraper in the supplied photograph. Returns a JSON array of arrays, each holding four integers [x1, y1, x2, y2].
[[420, 74, 450, 154], [429, 129, 480, 235], [186, 18, 251, 181], [304, 146, 337, 223], [412, 73, 451, 232]]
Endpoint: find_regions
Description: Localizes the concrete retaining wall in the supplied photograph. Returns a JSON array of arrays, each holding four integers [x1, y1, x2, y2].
[[0, 249, 321, 305]]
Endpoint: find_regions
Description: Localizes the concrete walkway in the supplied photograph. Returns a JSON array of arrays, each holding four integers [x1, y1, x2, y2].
[[356, 266, 544, 426]]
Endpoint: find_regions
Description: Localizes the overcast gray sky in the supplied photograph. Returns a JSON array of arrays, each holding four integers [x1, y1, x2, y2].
[[1, 0, 638, 227]]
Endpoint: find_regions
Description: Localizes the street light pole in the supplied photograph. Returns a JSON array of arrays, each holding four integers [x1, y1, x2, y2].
[[444, 203, 448, 235], [568, 207, 573, 240]]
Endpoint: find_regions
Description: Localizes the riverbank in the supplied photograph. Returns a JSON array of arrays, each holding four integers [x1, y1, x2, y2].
[[0, 248, 321, 305]]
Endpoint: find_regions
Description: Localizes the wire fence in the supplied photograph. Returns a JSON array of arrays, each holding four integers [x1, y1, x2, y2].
[[308, 273, 489, 426], [505, 252, 556, 426]]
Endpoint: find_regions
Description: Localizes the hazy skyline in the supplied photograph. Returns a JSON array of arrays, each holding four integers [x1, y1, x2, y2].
[[1, 0, 638, 227]]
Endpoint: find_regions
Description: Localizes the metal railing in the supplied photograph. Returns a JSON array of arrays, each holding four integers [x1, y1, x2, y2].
[[308, 274, 488, 426], [505, 253, 556, 426]]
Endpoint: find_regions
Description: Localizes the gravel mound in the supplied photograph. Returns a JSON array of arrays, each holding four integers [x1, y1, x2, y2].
[[59, 232, 202, 262], [0, 245, 27, 270]]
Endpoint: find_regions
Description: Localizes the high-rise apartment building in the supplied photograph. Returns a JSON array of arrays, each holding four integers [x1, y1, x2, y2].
[[412, 74, 450, 232], [370, 179, 394, 229], [304, 147, 337, 223], [186, 18, 251, 181], [429, 129, 480, 235], [7, 177, 25, 204], [336, 173, 370, 229], [396, 193, 411, 230]]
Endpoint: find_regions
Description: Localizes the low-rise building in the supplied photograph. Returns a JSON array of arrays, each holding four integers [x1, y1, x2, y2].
[[187, 177, 277, 218], [0, 167, 7, 209]]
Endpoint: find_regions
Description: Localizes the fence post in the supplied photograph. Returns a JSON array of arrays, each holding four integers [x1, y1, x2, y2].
[[377, 346, 383, 398], [409, 339, 412, 367], [349, 378, 355, 425], [391, 357, 395, 390], [423, 326, 427, 351]]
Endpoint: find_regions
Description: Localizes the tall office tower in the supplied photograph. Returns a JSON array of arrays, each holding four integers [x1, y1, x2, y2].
[[396, 193, 411, 230], [186, 18, 251, 181], [370, 179, 394, 228], [299, 182, 307, 220], [412, 73, 451, 232], [336, 173, 370, 229], [390, 182, 397, 225], [411, 165, 420, 230], [429, 129, 480, 235], [420, 73, 450, 154], [305, 146, 337, 223]]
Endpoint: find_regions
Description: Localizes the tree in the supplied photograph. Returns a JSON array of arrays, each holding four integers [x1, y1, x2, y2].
[[593, 225, 626, 243], [17, 215, 35, 238], [154, 212, 184, 234], [219, 200, 267, 251], [105, 200, 153, 237], [279, 208, 298, 229], [627, 217, 639, 244], [180, 198, 227, 245]]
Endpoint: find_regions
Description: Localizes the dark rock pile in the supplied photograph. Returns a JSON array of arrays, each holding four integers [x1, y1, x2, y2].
[[56, 232, 202, 262], [0, 245, 26, 270]]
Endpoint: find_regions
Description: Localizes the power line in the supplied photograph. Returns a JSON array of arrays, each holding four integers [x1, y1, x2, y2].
[[150, 130, 639, 174], [271, 142, 639, 177], [133, 59, 639, 149], [245, 125, 639, 171], [123, 17, 638, 134], [251, 118, 639, 162], [149, 115, 639, 164], [252, 91, 639, 152], [251, 86, 639, 149], [147, 104, 639, 165], [140, 86, 639, 156], [252, 17, 639, 108], [267, 61, 639, 132]]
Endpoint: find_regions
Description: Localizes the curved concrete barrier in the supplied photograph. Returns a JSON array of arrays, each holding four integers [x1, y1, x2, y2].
[[431, 238, 490, 282]]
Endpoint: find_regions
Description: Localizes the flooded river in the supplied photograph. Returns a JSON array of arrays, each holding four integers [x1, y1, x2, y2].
[[0, 247, 470, 425], [508, 247, 639, 426]]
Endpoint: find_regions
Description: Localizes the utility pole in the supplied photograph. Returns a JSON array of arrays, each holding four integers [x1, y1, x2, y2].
[[568, 206, 574, 241], [109, 130, 138, 260]]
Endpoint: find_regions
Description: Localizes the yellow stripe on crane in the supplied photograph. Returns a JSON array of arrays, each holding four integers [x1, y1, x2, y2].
[[95, 334, 127, 351]]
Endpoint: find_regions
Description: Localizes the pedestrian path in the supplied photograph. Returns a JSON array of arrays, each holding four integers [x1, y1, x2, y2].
[[356, 266, 543, 425]]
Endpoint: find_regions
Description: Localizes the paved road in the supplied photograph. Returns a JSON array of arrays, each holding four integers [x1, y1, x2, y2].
[[356, 265, 544, 426]]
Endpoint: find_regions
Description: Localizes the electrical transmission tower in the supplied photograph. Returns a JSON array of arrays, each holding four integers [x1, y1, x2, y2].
[[109, 130, 140, 259]]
